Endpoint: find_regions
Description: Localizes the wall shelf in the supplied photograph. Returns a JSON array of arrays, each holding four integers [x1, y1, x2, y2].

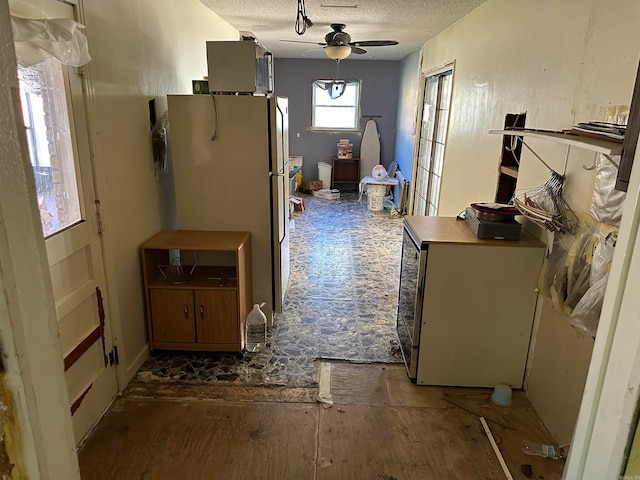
[[489, 129, 623, 156], [494, 114, 526, 203]]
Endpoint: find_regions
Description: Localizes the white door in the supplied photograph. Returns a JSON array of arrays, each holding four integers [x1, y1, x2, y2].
[[15, 0, 118, 444], [411, 68, 453, 216], [271, 97, 290, 312]]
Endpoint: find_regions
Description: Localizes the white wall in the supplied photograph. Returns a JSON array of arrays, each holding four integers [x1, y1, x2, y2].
[[419, 0, 640, 443], [80, 0, 238, 384]]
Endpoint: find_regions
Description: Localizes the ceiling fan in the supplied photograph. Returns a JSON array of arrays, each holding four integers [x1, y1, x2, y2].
[[282, 23, 399, 60]]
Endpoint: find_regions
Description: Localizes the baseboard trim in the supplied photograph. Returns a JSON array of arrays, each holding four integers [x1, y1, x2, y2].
[[119, 343, 149, 391]]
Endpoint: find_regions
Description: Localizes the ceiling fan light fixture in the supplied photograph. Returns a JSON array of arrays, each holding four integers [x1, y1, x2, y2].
[[324, 45, 351, 60]]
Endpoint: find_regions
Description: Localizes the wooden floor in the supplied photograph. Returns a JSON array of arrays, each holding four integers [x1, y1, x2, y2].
[[79, 363, 565, 479]]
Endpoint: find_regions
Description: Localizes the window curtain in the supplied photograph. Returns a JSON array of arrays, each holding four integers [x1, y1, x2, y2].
[[314, 79, 359, 99]]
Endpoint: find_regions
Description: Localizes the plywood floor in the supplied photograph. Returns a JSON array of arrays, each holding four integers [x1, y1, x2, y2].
[[79, 363, 565, 479]]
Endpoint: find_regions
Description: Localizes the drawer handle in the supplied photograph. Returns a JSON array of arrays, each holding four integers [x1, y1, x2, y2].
[[183, 305, 189, 318], [199, 305, 204, 319]]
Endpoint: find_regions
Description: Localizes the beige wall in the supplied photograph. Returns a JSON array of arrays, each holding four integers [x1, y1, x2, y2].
[[526, 303, 594, 443], [81, 0, 238, 383], [420, 0, 640, 443]]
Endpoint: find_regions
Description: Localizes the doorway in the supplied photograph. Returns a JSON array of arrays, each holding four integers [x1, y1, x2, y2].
[[135, 193, 405, 386], [411, 66, 454, 216], [14, 0, 118, 444]]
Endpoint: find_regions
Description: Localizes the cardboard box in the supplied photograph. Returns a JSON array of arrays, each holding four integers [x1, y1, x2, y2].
[[289, 156, 303, 167], [299, 180, 322, 194], [289, 156, 303, 172], [289, 196, 305, 212], [313, 189, 340, 200]]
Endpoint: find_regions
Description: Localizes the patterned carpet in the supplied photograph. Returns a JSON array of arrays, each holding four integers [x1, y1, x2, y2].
[[134, 192, 404, 387]]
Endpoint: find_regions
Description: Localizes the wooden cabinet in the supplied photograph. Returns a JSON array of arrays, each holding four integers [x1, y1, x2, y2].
[[141, 230, 251, 352], [331, 156, 360, 189]]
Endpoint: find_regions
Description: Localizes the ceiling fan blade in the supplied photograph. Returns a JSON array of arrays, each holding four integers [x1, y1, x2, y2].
[[349, 40, 399, 47], [280, 39, 326, 46], [351, 46, 367, 55], [300, 47, 321, 56]]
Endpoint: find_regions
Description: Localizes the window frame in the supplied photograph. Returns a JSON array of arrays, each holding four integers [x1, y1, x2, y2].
[[309, 79, 362, 132]]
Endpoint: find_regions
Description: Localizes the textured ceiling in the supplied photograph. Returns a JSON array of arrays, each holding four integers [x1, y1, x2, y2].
[[199, 0, 486, 61]]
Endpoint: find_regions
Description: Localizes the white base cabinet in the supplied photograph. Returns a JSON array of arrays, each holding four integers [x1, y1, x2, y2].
[[401, 217, 545, 388]]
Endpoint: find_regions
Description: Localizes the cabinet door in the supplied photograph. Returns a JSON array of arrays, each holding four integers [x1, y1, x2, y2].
[[150, 289, 196, 343], [195, 290, 239, 344]]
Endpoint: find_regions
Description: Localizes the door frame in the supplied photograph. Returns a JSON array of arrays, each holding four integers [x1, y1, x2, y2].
[[16, 0, 123, 444], [73, 0, 131, 391], [563, 142, 640, 478], [408, 61, 455, 216]]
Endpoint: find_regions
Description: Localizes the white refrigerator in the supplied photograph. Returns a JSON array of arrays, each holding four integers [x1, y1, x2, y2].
[[167, 94, 290, 322]]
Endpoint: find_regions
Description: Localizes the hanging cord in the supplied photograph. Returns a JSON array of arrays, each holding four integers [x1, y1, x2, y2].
[[209, 93, 218, 141], [295, 0, 313, 35]]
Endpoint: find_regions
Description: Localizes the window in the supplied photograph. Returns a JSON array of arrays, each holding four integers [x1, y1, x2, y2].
[[311, 80, 361, 130], [18, 58, 82, 237], [412, 68, 453, 216]]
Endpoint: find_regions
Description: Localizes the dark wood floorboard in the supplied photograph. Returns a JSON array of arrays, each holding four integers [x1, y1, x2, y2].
[[79, 364, 565, 479], [79, 400, 317, 479]]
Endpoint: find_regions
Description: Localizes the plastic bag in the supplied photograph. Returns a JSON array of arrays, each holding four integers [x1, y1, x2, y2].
[[537, 237, 568, 310], [151, 112, 169, 177], [590, 155, 626, 227], [563, 228, 594, 313], [570, 274, 609, 337], [564, 263, 591, 312], [590, 233, 615, 284], [11, 16, 91, 67], [569, 233, 615, 337]]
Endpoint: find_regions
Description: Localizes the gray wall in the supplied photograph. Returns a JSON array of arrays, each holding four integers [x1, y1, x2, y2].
[[274, 58, 400, 187]]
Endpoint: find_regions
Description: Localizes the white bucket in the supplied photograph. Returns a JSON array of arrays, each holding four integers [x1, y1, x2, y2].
[[367, 184, 386, 211], [318, 162, 332, 190]]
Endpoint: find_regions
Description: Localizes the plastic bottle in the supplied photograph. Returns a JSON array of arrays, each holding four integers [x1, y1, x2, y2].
[[521, 440, 564, 460], [245, 302, 267, 353]]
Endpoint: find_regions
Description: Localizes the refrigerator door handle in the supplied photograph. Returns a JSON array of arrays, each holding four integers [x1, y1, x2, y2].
[[270, 172, 286, 177]]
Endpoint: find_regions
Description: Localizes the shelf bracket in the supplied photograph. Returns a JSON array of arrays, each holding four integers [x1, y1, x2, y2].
[[602, 153, 620, 169], [521, 140, 555, 173], [562, 146, 570, 176], [583, 153, 599, 171], [582, 153, 620, 171]]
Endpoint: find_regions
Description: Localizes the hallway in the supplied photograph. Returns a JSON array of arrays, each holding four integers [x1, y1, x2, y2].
[[134, 193, 404, 387], [78, 195, 565, 479]]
